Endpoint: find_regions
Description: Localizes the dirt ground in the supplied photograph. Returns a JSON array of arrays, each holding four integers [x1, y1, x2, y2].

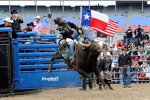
[[1, 83, 150, 100]]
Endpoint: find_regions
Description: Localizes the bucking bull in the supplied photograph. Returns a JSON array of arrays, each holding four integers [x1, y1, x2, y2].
[[48, 39, 107, 90]]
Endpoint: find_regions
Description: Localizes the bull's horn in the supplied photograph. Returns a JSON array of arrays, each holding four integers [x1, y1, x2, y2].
[[73, 39, 79, 45], [79, 41, 90, 47]]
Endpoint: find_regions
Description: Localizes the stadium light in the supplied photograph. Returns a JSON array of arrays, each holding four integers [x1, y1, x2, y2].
[[0, 0, 116, 6], [20, 4, 25, 7], [37, 1, 60, 6], [0, 1, 9, 5], [147, 1, 150, 4], [90, 1, 116, 6], [64, 1, 89, 6], [10, 1, 35, 6]]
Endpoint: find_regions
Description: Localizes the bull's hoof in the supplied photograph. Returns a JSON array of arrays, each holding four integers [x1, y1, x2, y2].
[[108, 86, 114, 90], [99, 86, 102, 90], [79, 88, 86, 91]]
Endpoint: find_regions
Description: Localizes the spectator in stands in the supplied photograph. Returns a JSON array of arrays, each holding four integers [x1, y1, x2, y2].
[[141, 32, 150, 48], [89, 27, 97, 38], [98, 52, 113, 90], [141, 61, 149, 68], [23, 22, 35, 32], [0, 17, 13, 37], [33, 16, 43, 37], [143, 63, 150, 82], [118, 48, 132, 88], [111, 51, 119, 80], [116, 40, 126, 49], [0, 17, 13, 27], [128, 41, 136, 50], [144, 42, 150, 50], [125, 27, 133, 47], [142, 32, 149, 41], [102, 43, 109, 51], [131, 59, 140, 72], [132, 73, 139, 83], [134, 25, 144, 47], [139, 70, 146, 83], [10, 9, 23, 38]]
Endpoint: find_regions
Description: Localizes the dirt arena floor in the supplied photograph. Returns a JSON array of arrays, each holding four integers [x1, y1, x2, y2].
[[1, 83, 150, 100]]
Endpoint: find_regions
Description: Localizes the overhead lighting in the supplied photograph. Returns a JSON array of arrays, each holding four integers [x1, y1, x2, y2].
[[10, 1, 35, 6], [90, 1, 116, 6], [37, 1, 60, 6], [147, 1, 150, 4], [64, 1, 89, 6], [0, 1, 9, 5]]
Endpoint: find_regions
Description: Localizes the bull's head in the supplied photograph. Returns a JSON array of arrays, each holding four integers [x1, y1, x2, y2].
[[89, 43, 103, 54], [79, 41, 103, 53]]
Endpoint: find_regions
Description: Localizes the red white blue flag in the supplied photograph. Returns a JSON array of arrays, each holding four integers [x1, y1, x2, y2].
[[81, 7, 118, 37]]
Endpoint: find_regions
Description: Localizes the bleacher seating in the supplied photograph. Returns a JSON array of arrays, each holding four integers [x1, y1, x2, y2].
[[110, 16, 127, 26], [0, 5, 150, 33], [25, 17, 35, 24], [116, 26, 125, 33], [131, 16, 150, 26], [0, 17, 4, 24], [131, 26, 150, 32]]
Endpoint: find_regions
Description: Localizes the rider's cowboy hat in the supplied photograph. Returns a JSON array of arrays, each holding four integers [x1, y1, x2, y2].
[[54, 17, 61, 24]]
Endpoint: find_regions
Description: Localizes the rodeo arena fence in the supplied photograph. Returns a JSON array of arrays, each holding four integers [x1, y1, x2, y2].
[[0, 27, 149, 95]]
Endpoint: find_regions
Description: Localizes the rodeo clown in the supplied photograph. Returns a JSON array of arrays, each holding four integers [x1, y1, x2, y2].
[[54, 17, 95, 59], [98, 52, 114, 90]]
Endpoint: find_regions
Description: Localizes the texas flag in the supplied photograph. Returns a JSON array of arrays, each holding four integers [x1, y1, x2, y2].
[[81, 7, 118, 37]]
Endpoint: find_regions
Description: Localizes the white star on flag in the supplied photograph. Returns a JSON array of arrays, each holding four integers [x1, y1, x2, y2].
[[84, 13, 90, 20]]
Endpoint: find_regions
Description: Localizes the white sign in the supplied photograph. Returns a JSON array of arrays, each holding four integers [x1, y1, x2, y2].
[[42, 77, 59, 81]]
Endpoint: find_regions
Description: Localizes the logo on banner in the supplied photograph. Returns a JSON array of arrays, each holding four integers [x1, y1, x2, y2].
[[42, 77, 59, 81]]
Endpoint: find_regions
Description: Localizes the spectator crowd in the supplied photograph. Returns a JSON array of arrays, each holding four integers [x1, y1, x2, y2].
[[0, 9, 150, 84]]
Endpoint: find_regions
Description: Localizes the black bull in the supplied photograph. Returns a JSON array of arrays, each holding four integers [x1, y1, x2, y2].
[[48, 42, 106, 90]]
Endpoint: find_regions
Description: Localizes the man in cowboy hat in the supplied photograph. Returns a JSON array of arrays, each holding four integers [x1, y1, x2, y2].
[[0, 17, 13, 37], [32, 16, 42, 37], [0, 17, 13, 27], [23, 22, 35, 32], [98, 52, 113, 90], [10, 9, 23, 38]]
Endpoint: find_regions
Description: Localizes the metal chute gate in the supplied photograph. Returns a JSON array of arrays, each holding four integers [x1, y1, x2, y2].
[[0, 28, 81, 94]]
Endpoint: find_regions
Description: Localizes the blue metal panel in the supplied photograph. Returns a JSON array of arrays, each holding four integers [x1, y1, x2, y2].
[[15, 70, 81, 90], [41, 34, 57, 37], [0, 27, 12, 32], [19, 64, 67, 70], [19, 52, 57, 57], [18, 44, 59, 49], [13, 36, 81, 90], [19, 58, 65, 63], [17, 32, 37, 37]]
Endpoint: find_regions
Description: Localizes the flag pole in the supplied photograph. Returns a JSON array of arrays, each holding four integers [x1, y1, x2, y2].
[[109, 36, 112, 46], [80, 6, 82, 27]]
